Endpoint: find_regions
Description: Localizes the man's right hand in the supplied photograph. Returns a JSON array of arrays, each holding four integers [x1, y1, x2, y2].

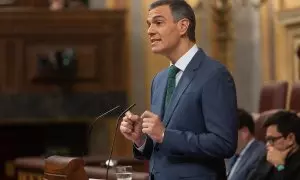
[[120, 111, 145, 147]]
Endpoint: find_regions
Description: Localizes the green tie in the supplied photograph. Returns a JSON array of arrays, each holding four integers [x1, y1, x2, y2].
[[165, 65, 180, 108]]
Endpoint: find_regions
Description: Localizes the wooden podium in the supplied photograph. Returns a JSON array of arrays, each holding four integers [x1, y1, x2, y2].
[[44, 156, 89, 180], [14, 156, 149, 180]]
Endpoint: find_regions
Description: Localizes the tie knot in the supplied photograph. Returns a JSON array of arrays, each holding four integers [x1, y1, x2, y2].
[[168, 65, 180, 78]]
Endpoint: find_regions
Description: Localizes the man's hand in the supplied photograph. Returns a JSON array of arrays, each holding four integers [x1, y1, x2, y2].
[[141, 111, 165, 143], [267, 146, 291, 167], [120, 111, 144, 146]]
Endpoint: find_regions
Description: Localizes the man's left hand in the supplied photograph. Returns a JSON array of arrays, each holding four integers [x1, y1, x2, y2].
[[267, 146, 290, 167], [141, 111, 165, 143]]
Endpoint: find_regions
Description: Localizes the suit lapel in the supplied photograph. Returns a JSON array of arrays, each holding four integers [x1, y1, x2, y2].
[[156, 71, 168, 119], [163, 49, 204, 127], [233, 140, 259, 174]]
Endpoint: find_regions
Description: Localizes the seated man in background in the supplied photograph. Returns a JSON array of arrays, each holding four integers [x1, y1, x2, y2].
[[226, 108, 265, 180], [247, 111, 300, 180], [49, 0, 86, 10]]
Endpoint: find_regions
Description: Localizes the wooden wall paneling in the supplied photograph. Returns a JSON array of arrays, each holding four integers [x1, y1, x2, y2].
[[0, 40, 5, 92], [0, 39, 24, 93], [14, 39, 24, 93], [0, 0, 48, 7], [0, 9, 129, 179], [0, 9, 127, 93], [4, 39, 15, 92]]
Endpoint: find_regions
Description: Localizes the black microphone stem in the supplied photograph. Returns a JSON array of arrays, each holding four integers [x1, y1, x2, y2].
[[88, 105, 120, 136], [105, 103, 136, 180], [83, 105, 120, 157]]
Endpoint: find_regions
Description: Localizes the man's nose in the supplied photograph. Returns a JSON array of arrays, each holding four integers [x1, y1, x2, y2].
[[147, 25, 155, 35], [266, 143, 272, 150]]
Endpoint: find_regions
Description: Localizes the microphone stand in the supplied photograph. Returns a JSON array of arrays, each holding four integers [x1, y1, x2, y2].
[[105, 103, 136, 180], [88, 106, 121, 136]]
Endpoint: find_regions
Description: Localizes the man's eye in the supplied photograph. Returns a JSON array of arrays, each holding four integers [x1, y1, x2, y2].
[[155, 21, 162, 25]]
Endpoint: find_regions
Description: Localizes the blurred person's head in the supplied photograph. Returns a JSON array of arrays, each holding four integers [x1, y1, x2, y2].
[[264, 111, 300, 153], [147, 0, 196, 62], [236, 108, 255, 154], [49, 0, 85, 10], [49, 0, 66, 10]]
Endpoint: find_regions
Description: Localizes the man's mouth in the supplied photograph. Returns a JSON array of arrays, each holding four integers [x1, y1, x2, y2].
[[150, 39, 161, 44]]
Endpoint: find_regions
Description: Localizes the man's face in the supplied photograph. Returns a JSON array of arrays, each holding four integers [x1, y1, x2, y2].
[[265, 125, 294, 151], [147, 5, 182, 55], [236, 127, 249, 153]]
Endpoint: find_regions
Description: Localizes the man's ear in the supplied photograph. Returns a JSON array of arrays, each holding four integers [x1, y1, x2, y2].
[[177, 18, 190, 36], [287, 133, 296, 145]]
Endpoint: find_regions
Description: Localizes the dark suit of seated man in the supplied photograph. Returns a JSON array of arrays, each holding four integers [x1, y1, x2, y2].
[[226, 108, 265, 180], [247, 111, 300, 180], [119, 1, 238, 180]]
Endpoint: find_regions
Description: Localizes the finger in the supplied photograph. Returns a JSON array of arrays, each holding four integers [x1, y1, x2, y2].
[[122, 116, 130, 123], [125, 111, 140, 123], [130, 114, 140, 122], [120, 126, 127, 133], [123, 132, 133, 139], [125, 111, 133, 118], [141, 110, 156, 119], [282, 146, 292, 155], [142, 117, 154, 123], [142, 127, 150, 134], [123, 117, 133, 125], [267, 146, 274, 152], [121, 121, 133, 129], [120, 124, 132, 133], [142, 122, 152, 128], [266, 155, 270, 162]]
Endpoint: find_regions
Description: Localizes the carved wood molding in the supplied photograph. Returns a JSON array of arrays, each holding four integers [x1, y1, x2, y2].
[[275, 8, 300, 83], [0, 0, 16, 5], [278, 8, 300, 26], [0, 9, 127, 93]]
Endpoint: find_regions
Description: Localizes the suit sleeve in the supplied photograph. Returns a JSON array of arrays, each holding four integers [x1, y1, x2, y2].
[[133, 136, 153, 160], [159, 67, 238, 158]]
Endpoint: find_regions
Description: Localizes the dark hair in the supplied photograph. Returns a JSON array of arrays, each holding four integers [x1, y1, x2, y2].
[[149, 0, 196, 42], [263, 111, 300, 144], [237, 108, 255, 134]]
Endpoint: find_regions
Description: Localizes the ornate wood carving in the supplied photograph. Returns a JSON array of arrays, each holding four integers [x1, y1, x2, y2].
[[0, 9, 127, 93], [276, 8, 300, 82]]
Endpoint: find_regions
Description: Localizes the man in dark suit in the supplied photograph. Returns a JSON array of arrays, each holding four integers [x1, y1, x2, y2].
[[247, 111, 300, 180], [120, 1, 237, 179], [226, 109, 265, 180]]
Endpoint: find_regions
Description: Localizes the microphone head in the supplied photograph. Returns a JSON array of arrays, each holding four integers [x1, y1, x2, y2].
[[88, 105, 121, 138], [117, 103, 136, 119]]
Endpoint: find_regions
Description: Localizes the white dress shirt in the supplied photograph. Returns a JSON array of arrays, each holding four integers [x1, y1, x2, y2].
[[136, 44, 199, 151], [173, 44, 199, 86]]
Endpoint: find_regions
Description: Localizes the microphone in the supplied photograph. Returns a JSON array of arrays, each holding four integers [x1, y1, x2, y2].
[[79, 105, 120, 167], [88, 105, 121, 136], [105, 103, 136, 180]]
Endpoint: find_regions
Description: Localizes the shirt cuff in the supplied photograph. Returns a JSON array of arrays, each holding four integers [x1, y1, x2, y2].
[[134, 136, 147, 152]]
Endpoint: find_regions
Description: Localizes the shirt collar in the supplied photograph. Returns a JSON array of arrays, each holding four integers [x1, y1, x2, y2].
[[171, 44, 198, 71], [239, 138, 255, 157]]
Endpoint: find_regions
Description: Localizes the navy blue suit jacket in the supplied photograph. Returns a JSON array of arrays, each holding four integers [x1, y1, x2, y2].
[[226, 140, 265, 180], [134, 49, 238, 180]]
